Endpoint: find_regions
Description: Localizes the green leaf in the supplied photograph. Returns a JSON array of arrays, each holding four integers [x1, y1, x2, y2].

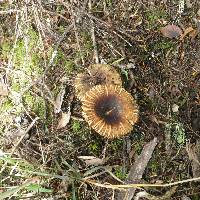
[[0, 182, 30, 200], [25, 184, 52, 193], [121, 69, 129, 81]]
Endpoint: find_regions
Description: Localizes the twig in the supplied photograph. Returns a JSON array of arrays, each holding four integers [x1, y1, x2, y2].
[[85, 13, 133, 47], [0, 9, 20, 14], [88, 0, 99, 64], [47, 24, 74, 70], [70, 2, 85, 65], [116, 138, 158, 199]]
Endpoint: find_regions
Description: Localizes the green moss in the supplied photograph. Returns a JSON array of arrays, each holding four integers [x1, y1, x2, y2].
[[14, 40, 26, 66], [71, 120, 81, 133], [13, 31, 43, 76], [0, 98, 14, 112], [71, 120, 91, 143], [146, 8, 167, 29], [58, 25, 65, 34], [149, 159, 159, 173], [0, 41, 11, 60], [165, 122, 186, 146], [23, 92, 46, 119], [81, 31, 93, 51], [73, 31, 93, 61], [88, 142, 100, 154], [134, 143, 143, 155], [0, 27, 47, 132], [54, 48, 75, 74], [110, 139, 123, 151], [153, 40, 174, 51], [105, 0, 113, 7], [114, 166, 127, 180]]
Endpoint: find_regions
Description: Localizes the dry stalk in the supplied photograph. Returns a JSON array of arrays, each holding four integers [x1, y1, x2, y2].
[[83, 175, 200, 190], [88, 0, 99, 64]]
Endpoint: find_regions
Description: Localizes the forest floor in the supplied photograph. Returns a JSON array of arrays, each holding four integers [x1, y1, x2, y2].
[[0, 0, 200, 199]]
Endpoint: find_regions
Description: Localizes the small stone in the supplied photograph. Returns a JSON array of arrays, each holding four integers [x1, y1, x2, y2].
[[172, 104, 179, 113]]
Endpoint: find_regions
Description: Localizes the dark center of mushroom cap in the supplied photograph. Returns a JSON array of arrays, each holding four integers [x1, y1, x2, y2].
[[94, 94, 122, 125]]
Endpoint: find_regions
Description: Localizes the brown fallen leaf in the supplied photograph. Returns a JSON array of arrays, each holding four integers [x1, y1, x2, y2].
[[189, 29, 199, 41], [161, 24, 183, 39], [180, 27, 194, 40], [116, 137, 158, 200], [186, 140, 200, 178], [57, 110, 71, 129]]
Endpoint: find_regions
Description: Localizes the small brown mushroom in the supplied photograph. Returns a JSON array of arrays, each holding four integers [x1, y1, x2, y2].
[[74, 64, 122, 100], [82, 84, 138, 138]]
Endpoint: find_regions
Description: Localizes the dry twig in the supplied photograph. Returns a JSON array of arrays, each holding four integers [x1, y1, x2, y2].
[[116, 137, 158, 200]]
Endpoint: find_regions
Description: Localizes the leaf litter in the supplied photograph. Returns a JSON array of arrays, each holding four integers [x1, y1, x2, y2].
[[1, 0, 200, 199], [160, 24, 183, 39]]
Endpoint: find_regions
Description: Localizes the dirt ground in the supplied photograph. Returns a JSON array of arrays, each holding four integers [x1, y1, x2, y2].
[[0, 0, 200, 199]]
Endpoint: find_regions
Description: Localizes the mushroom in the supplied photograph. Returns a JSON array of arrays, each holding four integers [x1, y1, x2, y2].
[[82, 84, 138, 138], [74, 64, 122, 100]]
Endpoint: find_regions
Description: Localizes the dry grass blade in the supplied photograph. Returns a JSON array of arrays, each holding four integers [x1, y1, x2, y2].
[[88, 0, 99, 64], [84, 175, 200, 190]]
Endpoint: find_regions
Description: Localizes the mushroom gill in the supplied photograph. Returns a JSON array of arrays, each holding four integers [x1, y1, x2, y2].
[[82, 84, 138, 138]]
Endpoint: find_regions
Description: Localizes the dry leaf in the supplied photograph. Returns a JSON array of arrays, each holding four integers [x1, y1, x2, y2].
[[54, 86, 66, 114], [180, 27, 194, 40], [0, 82, 8, 96], [78, 155, 106, 166], [57, 111, 71, 129], [189, 29, 199, 41], [161, 24, 183, 39], [186, 140, 200, 178]]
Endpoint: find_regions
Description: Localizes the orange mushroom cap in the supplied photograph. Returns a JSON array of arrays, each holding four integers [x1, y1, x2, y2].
[[82, 84, 138, 138]]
